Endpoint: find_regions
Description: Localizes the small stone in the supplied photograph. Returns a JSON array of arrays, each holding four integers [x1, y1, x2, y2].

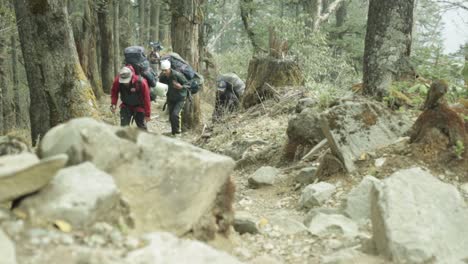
[[2, 220, 24, 237], [248, 166, 281, 188], [299, 182, 336, 209], [60, 234, 74, 245], [234, 212, 259, 235], [374, 158, 386, 168], [124, 237, 140, 250], [295, 167, 318, 184]]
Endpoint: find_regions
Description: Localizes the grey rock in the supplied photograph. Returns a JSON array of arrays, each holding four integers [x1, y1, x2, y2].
[[287, 108, 325, 147], [374, 158, 386, 168], [249, 255, 283, 264], [248, 166, 281, 188], [0, 153, 68, 202], [2, 220, 25, 237], [126, 232, 243, 264], [307, 213, 359, 239], [0, 228, 17, 264], [321, 247, 386, 264], [299, 182, 336, 209], [343, 176, 381, 224], [320, 100, 411, 172], [296, 98, 317, 113], [460, 183, 468, 196], [38, 118, 235, 236], [268, 214, 307, 235], [224, 139, 269, 161], [234, 211, 259, 234], [371, 167, 468, 264], [295, 167, 318, 184], [303, 207, 343, 226], [19, 162, 121, 228]]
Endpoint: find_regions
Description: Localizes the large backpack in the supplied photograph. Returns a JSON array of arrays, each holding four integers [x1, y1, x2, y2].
[[161, 52, 204, 94], [124, 46, 158, 91]]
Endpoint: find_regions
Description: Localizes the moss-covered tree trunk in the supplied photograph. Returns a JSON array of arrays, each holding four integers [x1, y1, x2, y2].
[[14, 0, 99, 141], [363, 0, 415, 100], [150, 0, 160, 42], [171, 0, 204, 130], [97, 0, 115, 93], [113, 0, 120, 75], [119, 0, 132, 49], [73, 0, 104, 99]]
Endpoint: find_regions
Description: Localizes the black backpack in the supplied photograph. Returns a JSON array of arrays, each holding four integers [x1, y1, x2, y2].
[[124, 46, 158, 89], [161, 52, 204, 94]]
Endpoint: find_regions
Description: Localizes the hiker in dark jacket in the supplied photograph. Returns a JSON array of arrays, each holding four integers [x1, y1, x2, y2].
[[158, 60, 189, 136], [110, 65, 151, 130], [212, 73, 245, 122]]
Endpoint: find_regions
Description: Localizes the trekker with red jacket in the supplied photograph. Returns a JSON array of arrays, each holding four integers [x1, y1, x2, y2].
[[110, 65, 151, 130]]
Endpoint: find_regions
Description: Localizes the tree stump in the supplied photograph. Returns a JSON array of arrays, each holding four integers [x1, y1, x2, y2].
[[410, 80, 465, 147], [242, 57, 304, 108]]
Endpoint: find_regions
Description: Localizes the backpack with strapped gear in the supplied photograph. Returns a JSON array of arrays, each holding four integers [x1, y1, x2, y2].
[[124, 46, 158, 94], [161, 52, 204, 95]]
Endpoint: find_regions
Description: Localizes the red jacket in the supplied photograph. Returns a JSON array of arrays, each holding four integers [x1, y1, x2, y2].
[[111, 65, 151, 117]]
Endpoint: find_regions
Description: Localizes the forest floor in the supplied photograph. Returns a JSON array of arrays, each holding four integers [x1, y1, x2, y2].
[[96, 92, 468, 264]]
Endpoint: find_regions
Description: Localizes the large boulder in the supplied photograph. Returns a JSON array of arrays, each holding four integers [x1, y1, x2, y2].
[[126, 232, 243, 264], [320, 99, 411, 172], [0, 153, 68, 202], [0, 228, 16, 264], [18, 162, 121, 228], [343, 176, 381, 225], [371, 167, 468, 263], [38, 118, 235, 237], [287, 108, 325, 147]]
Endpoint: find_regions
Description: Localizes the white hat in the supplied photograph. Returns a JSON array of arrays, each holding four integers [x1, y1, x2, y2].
[[161, 60, 171, 70], [119, 66, 132, 84]]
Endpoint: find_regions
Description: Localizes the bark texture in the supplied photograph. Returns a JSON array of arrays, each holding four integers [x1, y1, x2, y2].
[[171, 0, 204, 130], [14, 0, 99, 140], [363, 0, 415, 100], [97, 0, 115, 93]]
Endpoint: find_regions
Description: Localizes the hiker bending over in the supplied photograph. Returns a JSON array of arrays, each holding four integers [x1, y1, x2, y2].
[[110, 65, 151, 130], [212, 73, 245, 122], [158, 60, 189, 136]]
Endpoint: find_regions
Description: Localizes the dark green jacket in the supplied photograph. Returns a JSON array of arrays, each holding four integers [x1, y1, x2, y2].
[[159, 69, 189, 102]]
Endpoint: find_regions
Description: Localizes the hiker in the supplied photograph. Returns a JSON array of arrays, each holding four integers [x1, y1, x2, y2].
[[110, 65, 151, 130], [123, 46, 158, 101], [158, 60, 189, 136], [212, 73, 245, 122]]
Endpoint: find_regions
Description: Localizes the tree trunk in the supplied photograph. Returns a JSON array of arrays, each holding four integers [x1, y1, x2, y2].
[[363, 0, 415, 100], [73, 0, 104, 99], [159, 2, 171, 46], [14, 0, 99, 141], [97, 0, 115, 94], [119, 0, 132, 49], [113, 0, 121, 75], [240, 0, 263, 54], [1, 31, 16, 134], [144, 0, 150, 43], [150, 0, 160, 42], [0, 30, 5, 134], [11, 34, 22, 129], [335, 1, 347, 28], [171, 0, 204, 130], [138, 0, 145, 43]]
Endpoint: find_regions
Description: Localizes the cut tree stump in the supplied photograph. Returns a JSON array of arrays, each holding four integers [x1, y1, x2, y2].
[[242, 57, 304, 108], [410, 80, 466, 146], [242, 27, 304, 108]]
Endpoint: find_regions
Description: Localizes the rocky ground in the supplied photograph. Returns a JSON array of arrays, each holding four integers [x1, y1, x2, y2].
[[1, 91, 468, 264]]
